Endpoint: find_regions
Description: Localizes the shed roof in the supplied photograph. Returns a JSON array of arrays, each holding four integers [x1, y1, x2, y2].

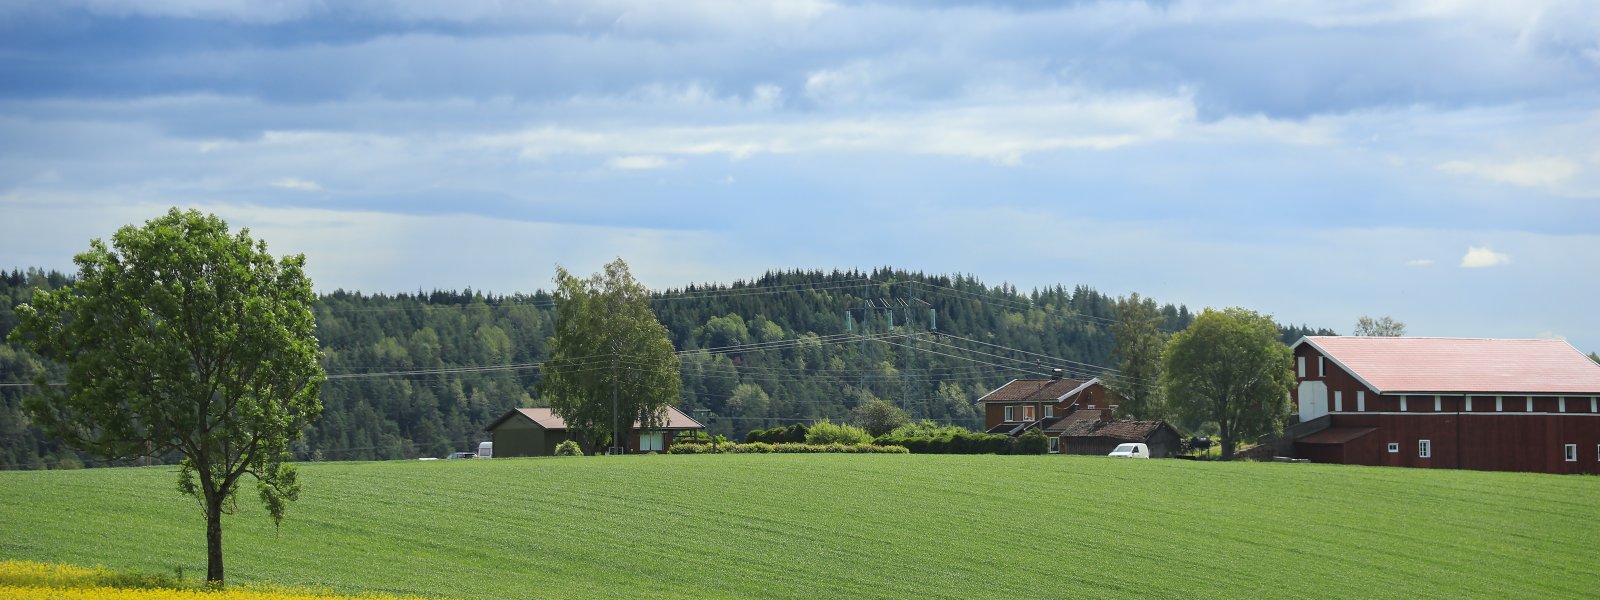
[[485, 406, 704, 432], [1053, 419, 1172, 442], [977, 377, 1100, 403], [1295, 336, 1600, 395]]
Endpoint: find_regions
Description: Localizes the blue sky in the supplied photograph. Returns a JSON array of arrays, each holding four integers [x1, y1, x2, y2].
[[1, 0, 1597, 350]]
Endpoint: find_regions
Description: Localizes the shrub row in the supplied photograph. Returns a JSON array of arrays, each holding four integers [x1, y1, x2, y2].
[[745, 423, 808, 444], [872, 432, 1015, 454], [668, 441, 908, 454]]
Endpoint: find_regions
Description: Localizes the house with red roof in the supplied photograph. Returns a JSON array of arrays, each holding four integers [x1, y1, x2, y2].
[[978, 375, 1183, 456], [1288, 336, 1600, 474], [485, 406, 704, 456]]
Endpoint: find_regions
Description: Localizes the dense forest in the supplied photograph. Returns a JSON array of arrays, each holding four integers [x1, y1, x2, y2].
[[0, 267, 1336, 469]]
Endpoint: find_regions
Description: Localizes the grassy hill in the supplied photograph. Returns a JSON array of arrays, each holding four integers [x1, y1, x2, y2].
[[1, 455, 1595, 598]]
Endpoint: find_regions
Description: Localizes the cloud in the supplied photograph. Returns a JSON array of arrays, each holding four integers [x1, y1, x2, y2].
[[605, 155, 673, 170], [1460, 246, 1511, 268], [269, 177, 323, 191], [1437, 157, 1580, 188], [1406, 258, 1434, 267]]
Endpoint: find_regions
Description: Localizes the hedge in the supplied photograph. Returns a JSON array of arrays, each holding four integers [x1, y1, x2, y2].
[[668, 441, 908, 454], [872, 432, 1014, 454]]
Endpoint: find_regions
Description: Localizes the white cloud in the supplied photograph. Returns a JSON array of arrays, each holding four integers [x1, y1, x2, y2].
[[269, 177, 323, 191], [1460, 246, 1511, 268], [605, 155, 673, 170], [1437, 156, 1580, 188], [1406, 258, 1434, 267]]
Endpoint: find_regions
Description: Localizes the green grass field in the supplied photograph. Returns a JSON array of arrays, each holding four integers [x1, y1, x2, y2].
[[1, 455, 1595, 598]]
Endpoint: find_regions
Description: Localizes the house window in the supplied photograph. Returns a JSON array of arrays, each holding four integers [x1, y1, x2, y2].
[[1298, 357, 1306, 378], [1004, 406, 1014, 422], [1419, 440, 1432, 458], [1317, 357, 1324, 377], [1334, 391, 1343, 412], [640, 431, 665, 452], [1387, 443, 1399, 453], [1044, 405, 1054, 418], [1565, 444, 1578, 462], [1357, 391, 1366, 412], [1049, 437, 1060, 453], [1023, 405, 1036, 421]]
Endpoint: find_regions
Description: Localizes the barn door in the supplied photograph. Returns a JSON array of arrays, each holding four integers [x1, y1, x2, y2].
[[1298, 381, 1327, 422]]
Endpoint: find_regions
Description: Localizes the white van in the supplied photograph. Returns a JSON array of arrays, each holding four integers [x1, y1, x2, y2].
[[477, 441, 493, 459], [1108, 443, 1149, 458]]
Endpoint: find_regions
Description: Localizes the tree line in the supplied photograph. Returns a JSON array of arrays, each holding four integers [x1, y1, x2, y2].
[[2, 264, 1348, 469]]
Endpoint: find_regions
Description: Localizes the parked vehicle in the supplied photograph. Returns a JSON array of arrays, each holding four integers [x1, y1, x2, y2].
[[444, 451, 476, 460], [477, 441, 493, 459], [1108, 443, 1150, 458]]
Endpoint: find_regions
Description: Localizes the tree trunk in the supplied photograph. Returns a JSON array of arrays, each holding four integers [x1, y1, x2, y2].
[[205, 493, 225, 586], [1219, 421, 1235, 461]]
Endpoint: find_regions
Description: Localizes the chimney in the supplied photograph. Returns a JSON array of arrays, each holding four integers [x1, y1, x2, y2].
[[1050, 368, 1063, 381]]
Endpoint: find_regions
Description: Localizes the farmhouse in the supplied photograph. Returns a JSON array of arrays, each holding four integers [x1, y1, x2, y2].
[[485, 406, 705, 456], [977, 375, 1183, 455], [1287, 336, 1600, 474]]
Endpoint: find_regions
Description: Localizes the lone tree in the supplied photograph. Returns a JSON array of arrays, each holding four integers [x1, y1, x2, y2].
[[1353, 315, 1406, 337], [1162, 307, 1294, 460], [1107, 292, 1169, 420], [852, 397, 910, 437], [541, 258, 680, 454], [8, 208, 324, 586]]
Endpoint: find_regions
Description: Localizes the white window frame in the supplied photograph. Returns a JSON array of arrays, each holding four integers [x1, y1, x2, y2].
[[1297, 357, 1306, 378], [1333, 391, 1342, 412], [1048, 437, 1060, 454], [1419, 439, 1432, 458], [1023, 405, 1036, 421], [1565, 444, 1577, 462], [1004, 406, 1014, 422], [1387, 443, 1399, 453], [1357, 391, 1366, 412], [639, 430, 665, 452]]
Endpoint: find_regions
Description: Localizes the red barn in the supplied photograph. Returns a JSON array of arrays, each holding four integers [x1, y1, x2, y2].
[[1288, 336, 1600, 474]]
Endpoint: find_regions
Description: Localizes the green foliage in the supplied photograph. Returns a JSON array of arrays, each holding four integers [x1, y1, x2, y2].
[[851, 398, 910, 437], [1015, 428, 1049, 454], [803, 420, 872, 445], [886, 419, 968, 438], [874, 431, 1012, 454], [1162, 307, 1295, 460], [6, 208, 324, 585], [1353, 315, 1406, 337], [541, 258, 680, 455], [4, 457, 1595, 598], [1108, 292, 1168, 420], [744, 423, 808, 444], [553, 440, 583, 457], [666, 441, 906, 454]]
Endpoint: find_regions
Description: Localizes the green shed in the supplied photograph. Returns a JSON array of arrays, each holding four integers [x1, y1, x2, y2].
[[485, 406, 705, 456]]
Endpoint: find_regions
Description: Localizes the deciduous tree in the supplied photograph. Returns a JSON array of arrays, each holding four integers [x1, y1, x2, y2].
[[8, 208, 324, 586], [541, 258, 680, 454], [1108, 292, 1168, 420], [852, 397, 909, 437], [1162, 308, 1293, 460], [1352, 315, 1406, 337]]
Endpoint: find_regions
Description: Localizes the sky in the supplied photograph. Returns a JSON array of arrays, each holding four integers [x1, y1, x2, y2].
[[1, 0, 1597, 350]]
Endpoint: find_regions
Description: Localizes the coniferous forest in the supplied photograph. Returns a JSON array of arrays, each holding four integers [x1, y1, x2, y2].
[[0, 267, 1335, 469]]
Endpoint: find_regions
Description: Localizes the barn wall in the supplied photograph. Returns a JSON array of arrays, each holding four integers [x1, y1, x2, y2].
[[1323, 413, 1600, 474], [490, 417, 547, 458]]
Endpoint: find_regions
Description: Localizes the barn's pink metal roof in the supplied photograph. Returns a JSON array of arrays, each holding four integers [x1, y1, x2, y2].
[[490, 406, 704, 431], [1296, 336, 1600, 395]]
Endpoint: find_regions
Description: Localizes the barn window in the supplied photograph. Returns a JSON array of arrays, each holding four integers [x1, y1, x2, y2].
[[1317, 357, 1324, 377], [1049, 437, 1060, 453], [1434, 396, 1442, 411], [1496, 396, 1503, 412], [1466, 396, 1473, 411], [1564, 444, 1577, 462], [1004, 406, 1014, 422], [1419, 440, 1432, 458], [1525, 396, 1533, 412], [1400, 396, 1408, 412], [1387, 443, 1399, 453], [1559, 398, 1567, 413], [1297, 357, 1306, 378], [1357, 391, 1366, 412], [1334, 391, 1343, 412]]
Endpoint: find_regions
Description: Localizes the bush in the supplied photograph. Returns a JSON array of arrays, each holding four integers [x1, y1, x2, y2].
[[874, 431, 1013, 454], [888, 419, 970, 438], [666, 441, 907, 454], [553, 440, 583, 456], [744, 424, 809, 444], [805, 420, 873, 445], [1016, 428, 1049, 455], [852, 398, 910, 437]]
